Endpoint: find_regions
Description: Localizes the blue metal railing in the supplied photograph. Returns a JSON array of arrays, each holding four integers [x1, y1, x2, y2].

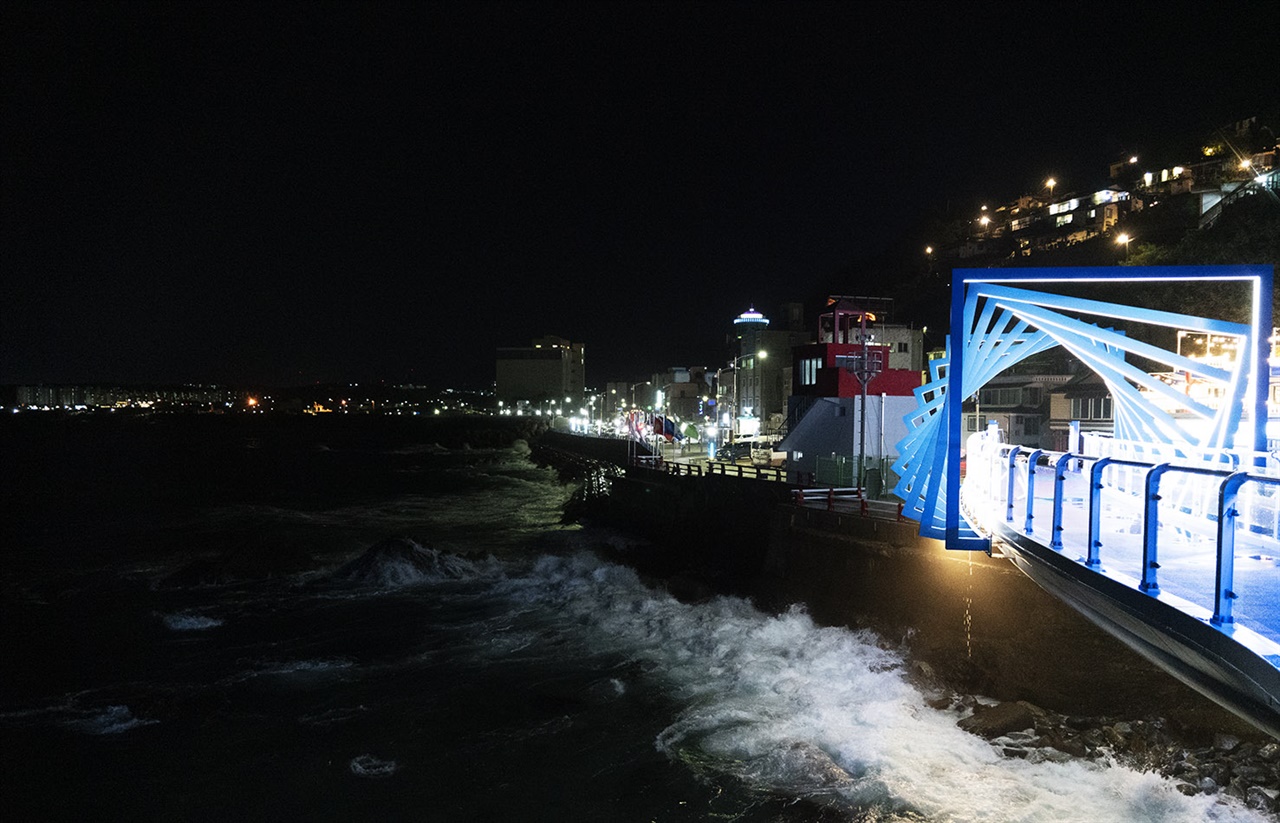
[[969, 434, 1280, 632]]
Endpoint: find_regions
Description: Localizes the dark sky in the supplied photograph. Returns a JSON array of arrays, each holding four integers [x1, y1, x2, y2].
[[2, 1, 1270, 388]]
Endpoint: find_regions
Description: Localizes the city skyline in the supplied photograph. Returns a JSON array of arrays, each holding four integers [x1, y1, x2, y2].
[[4, 1, 1275, 389]]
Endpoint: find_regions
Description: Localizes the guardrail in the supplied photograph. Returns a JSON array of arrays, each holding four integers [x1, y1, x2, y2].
[[634, 457, 792, 483], [625, 455, 908, 521], [967, 433, 1280, 629], [791, 487, 907, 520]]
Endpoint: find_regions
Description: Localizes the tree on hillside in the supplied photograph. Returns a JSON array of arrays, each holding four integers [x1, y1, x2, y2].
[[1122, 194, 1280, 323]]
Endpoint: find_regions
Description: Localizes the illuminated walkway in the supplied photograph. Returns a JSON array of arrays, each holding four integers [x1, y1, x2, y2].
[[961, 429, 1280, 735]]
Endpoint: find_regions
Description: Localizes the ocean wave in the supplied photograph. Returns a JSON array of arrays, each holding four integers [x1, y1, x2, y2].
[[330, 537, 492, 587], [492, 553, 1273, 823], [256, 657, 357, 677], [160, 610, 224, 631], [61, 704, 159, 735], [349, 754, 398, 777]]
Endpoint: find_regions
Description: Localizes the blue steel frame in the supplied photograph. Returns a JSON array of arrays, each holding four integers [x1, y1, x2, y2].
[[892, 265, 1273, 551]]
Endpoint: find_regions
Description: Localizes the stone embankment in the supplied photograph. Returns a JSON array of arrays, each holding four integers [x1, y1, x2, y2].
[[938, 686, 1280, 812]]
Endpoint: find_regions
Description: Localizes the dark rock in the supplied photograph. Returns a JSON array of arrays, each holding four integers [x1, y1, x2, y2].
[[958, 701, 1036, 739], [1246, 786, 1279, 812], [1040, 731, 1089, 758], [1215, 733, 1241, 752]]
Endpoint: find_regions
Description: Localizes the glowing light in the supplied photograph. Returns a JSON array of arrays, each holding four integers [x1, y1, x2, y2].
[[979, 216, 991, 227], [1240, 159, 1253, 169], [734, 307, 770, 326], [1116, 233, 1131, 244], [1129, 156, 1138, 164], [247, 397, 258, 407], [925, 246, 934, 254]]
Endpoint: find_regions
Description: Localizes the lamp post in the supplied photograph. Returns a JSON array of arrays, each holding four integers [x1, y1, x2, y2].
[[1116, 232, 1132, 259], [1045, 177, 1057, 202]]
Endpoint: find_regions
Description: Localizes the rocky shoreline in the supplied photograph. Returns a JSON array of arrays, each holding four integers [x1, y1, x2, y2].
[[922, 678, 1280, 815]]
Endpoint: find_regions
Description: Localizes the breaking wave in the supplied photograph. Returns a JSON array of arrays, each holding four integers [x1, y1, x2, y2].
[[330, 537, 490, 587], [487, 552, 1272, 822]]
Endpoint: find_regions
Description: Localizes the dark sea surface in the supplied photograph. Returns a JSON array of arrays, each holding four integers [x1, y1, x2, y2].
[[1, 415, 1271, 822]]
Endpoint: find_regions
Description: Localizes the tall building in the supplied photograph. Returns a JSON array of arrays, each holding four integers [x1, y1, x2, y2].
[[495, 336, 585, 410], [721, 305, 812, 438]]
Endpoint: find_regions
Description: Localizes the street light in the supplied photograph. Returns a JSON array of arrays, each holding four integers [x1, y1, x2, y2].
[[1045, 177, 1057, 201], [1116, 232, 1132, 258]]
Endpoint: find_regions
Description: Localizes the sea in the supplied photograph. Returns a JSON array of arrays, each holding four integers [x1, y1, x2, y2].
[[1, 414, 1272, 822]]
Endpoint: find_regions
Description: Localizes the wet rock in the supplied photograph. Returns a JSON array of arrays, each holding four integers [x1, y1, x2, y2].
[[1215, 733, 1241, 752], [1246, 786, 1279, 813], [1175, 782, 1198, 797], [958, 700, 1036, 739], [1258, 742, 1280, 762], [1039, 730, 1088, 758], [1103, 725, 1127, 747]]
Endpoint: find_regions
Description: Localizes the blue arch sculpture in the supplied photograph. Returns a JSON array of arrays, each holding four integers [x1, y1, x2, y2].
[[891, 265, 1274, 550]]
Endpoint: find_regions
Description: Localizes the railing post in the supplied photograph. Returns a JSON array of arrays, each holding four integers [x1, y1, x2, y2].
[[1141, 464, 1171, 594], [1050, 452, 1074, 551], [1213, 472, 1251, 626], [1005, 446, 1021, 522], [1024, 449, 1043, 534], [860, 497, 868, 517], [897, 500, 905, 521], [1087, 457, 1113, 567], [827, 488, 835, 511]]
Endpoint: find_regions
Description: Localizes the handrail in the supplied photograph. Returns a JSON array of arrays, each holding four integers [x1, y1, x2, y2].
[[1140, 463, 1235, 594], [975, 438, 1280, 631], [1088, 457, 1150, 568]]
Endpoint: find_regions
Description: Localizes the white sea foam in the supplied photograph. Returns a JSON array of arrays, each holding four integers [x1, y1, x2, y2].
[[349, 753, 398, 777], [62, 704, 158, 735], [160, 611, 224, 631], [495, 553, 1271, 823]]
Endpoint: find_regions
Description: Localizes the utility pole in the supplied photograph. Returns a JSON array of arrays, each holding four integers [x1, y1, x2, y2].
[[838, 310, 881, 493]]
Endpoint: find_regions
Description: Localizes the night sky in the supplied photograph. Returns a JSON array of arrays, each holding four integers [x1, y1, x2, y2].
[[2, 1, 1271, 389]]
